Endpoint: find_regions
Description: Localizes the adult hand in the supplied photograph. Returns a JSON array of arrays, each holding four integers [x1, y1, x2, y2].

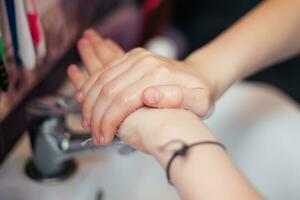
[[68, 30, 216, 145]]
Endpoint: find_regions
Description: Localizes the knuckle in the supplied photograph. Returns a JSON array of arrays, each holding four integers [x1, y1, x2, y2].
[[100, 85, 114, 99], [141, 55, 159, 65], [98, 72, 110, 83], [116, 93, 130, 107], [154, 65, 171, 76], [94, 74, 110, 90]]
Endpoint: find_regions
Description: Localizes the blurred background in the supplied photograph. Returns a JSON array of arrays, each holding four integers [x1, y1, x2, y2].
[[0, 0, 299, 199]]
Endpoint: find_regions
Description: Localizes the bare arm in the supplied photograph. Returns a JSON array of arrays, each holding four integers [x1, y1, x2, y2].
[[119, 109, 263, 200], [67, 0, 300, 145], [186, 0, 300, 98]]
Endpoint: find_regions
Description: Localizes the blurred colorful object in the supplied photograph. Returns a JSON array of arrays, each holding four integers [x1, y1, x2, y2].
[[5, 0, 22, 66], [0, 29, 9, 91], [25, 0, 46, 58], [142, 0, 162, 13], [14, 0, 36, 70]]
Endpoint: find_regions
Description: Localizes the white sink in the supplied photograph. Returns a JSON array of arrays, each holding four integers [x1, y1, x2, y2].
[[0, 142, 179, 200], [0, 82, 300, 200], [206, 82, 300, 200]]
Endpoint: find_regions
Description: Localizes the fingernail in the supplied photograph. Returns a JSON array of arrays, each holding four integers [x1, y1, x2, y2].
[[145, 88, 160, 104]]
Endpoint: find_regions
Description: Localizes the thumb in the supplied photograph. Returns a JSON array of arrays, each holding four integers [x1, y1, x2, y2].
[[142, 85, 213, 117]]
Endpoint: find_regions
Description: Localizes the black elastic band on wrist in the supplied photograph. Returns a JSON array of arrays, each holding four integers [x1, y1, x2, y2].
[[165, 141, 226, 185]]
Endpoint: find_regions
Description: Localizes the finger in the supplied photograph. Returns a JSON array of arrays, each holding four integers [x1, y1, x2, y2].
[[67, 64, 87, 89], [105, 39, 124, 57], [97, 74, 161, 145], [100, 39, 124, 65], [80, 58, 134, 129], [143, 85, 212, 116], [75, 70, 102, 103], [78, 53, 130, 104], [76, 41, 138, 103], [83, 28, 104, 41], [86, 58, 156, 141], [83, 29, 124, 64], [95, 40, 121, 65], [81, 50, 151, 131], [75, 55, 127, 103], [79, 47, 146, 101], [77, 38, 103, 74]]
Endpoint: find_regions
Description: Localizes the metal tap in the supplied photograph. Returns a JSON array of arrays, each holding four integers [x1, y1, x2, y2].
[[25, 95, 134, 182]]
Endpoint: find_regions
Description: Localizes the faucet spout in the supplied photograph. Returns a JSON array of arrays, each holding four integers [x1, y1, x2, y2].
[[25, 95, 132, 182]]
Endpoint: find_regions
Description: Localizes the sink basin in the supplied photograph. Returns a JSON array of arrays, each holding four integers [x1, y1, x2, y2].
[[206, 82, 300, 200], [0, 146, 179, 200], [0, 82, 300, 200]]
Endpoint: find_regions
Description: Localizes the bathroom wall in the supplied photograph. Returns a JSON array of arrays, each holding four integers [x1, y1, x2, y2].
[[0, 0, 123, 120], [0, 0, 141, 163]]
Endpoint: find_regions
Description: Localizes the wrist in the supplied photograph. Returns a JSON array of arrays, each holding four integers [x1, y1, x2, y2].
[[145, 111, 216, 168], [185, 46, 243, 99]]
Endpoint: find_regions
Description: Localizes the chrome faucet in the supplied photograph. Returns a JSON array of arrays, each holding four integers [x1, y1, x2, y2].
[[25, 95, 133, 182]]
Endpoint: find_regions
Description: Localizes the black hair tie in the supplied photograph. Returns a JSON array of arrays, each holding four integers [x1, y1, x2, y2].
[[165, 141, 226, 185]]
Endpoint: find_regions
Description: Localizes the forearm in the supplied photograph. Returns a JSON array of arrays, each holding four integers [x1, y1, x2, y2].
[[186, 0, 300, 98], [167, 145, 262, 200], [145, 112, 262, 200]]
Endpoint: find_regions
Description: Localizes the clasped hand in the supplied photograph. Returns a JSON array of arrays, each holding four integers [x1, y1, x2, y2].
[[68, 29, 215, 146]]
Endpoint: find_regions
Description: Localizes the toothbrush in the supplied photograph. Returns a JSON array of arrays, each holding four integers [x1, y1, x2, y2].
[[25, 0, 46, 58], [0, 29, 9, 91], [5, 0, 22, 66], [14, 0, 36, 70]]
